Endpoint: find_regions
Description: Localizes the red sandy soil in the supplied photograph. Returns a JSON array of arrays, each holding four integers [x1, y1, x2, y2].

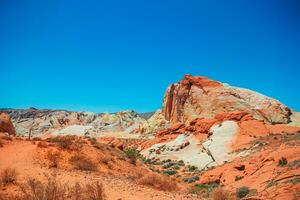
[[0, 137, 198, 200]]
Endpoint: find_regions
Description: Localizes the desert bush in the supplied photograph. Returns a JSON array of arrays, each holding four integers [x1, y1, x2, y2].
[[235, 176, 243, 181], [190, 182, 219, 197], [69, 154, 97, 171], [88, 137, 97, 145], [138, 173, 177, 191], [98, 155, 114, 165], [47, 151, 62, 168], [278, 157, 288, 166], [183, 176, 199, 183], [123, 147, 140, 165], [212, 188, 235, 200], [46, 135, 82, 150], [163, 170, 177, 176], [37, 141, 48, 148], [85, 181, 106, 200], [162, 162, 177, 169], [0, 168, 17, 185], [187, 165, 198, 172], [236, 186, 250, 199], [1, 135, 12, 141], [7, 174, 106, 200], [32, 137, 42, 141], [17, 175, 68, 200]]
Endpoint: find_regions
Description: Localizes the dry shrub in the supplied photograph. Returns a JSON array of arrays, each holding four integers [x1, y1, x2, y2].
[[98, 154, 114, 165], [17, 175, 67, 200], [47, 151, 62, 168], [138, 173, 177, 191], [4, 174, 106, 200], [1, 135, 12, 141], [32, 137, 42, 141], [85, 182, 106, 200], [37, 141, 48, 148], [69, 154, 97, 171], [46, 135, 83, 150], [0, 168, 17, 185], [212, 188, 236, 200]]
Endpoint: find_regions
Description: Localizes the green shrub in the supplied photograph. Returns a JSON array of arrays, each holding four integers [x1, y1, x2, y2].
[[278, 157, 288, 166], [183, 176, 199, 183], [236, 186, 250, 198], [188, 165, 198, 172], [123, 147, 140, 165], [163, 170, 177, 175], [162, 162, 176, 169]]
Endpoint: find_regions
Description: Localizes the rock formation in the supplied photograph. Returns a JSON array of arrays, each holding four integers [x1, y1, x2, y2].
[[162, 74, 292, 124], [0, 108, 148, 137], [0, 112, 16, 135]]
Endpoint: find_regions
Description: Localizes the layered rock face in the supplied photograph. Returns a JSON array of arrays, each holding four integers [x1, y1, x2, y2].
[[162, 74, 292, 124], [0, 108, 148, 137], [0, 112, 16, 135]]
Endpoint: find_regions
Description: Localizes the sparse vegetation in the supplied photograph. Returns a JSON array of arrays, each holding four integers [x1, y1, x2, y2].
[[11, 174, 106, 200], [235, 176, 243, 181], [0, 168, 17, 185], [46, 135, 83, 150], [183, 176, 199, 183], [46, 151, 62, 168], [98, 154, 114, 165], [187, 165, 198, 172], [84, 181, 106, 200], [278, 157, 288, 167], [123, 147, 140, 165], [190, 182, 219, 197], [32, 137, 42, 141], [138, 173, 177, 191], [69, 154, 97, 171], [37, 141, 48, 148], [212, 188, 235, 200], [163, 170, 177, 175], [236, 186, 250, 199], [1, 135, 12, 141]]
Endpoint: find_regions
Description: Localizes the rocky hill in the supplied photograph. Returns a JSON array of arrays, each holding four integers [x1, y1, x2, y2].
[[162, 74, 292, 124]]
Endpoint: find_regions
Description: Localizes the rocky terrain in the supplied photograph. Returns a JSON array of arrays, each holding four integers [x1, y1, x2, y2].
[[0, 75, 299, 200]]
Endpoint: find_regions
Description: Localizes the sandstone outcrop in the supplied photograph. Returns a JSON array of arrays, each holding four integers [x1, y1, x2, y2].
[[162, 74, 292, 124], [0, 109, 148, 137], [0, 112, 16, 135]]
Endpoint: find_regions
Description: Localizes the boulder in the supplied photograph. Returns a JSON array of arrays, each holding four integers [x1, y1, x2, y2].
[[0, 112, 16, 136]]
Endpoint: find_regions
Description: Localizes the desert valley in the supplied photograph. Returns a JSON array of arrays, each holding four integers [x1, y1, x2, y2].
[[0, 74, 300, 200]]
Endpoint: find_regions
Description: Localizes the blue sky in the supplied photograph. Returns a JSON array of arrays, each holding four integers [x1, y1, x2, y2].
[[0, 0, 299, 113]]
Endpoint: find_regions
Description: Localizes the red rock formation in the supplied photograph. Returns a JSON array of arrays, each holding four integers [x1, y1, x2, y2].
[[0, 112, 16, 136], [162, 74, 292, 124]]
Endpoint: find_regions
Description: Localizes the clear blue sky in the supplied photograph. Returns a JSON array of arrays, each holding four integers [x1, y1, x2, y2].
[[0, 0, 299, 113]]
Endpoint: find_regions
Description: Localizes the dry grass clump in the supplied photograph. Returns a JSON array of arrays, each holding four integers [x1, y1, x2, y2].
[[32, 137, 42, 141], [137, 173, 177, 191], [212, 188, 236, 200], [0, 168, 18, 186], [37, 141, 48, 148], [17, 175, 67, 200], [98, 154, 114, 165], [8, 174, 106, 200], [0, 135, 12, 141], [46, 135, 83, 150], [69, 154, 97, 171], [46, 151, 62, 168]]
